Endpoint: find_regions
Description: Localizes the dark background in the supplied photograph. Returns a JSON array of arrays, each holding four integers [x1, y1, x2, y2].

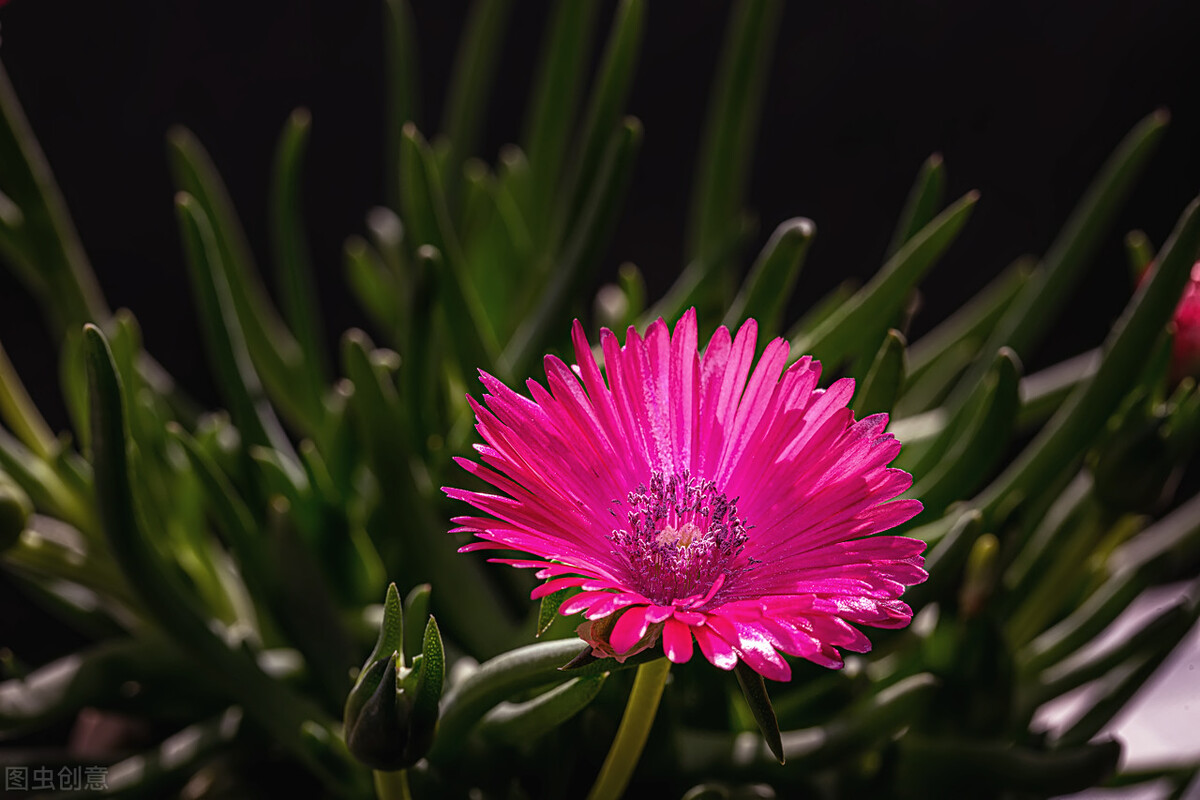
[[1, 0, 1200, 427]]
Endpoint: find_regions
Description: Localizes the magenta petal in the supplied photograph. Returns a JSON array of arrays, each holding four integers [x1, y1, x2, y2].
[[694, 624, 738, 671], [663, 618, 694, 663], [610, 606, 652, 653]]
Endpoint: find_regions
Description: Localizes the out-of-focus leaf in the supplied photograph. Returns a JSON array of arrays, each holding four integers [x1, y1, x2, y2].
[[167, 127, 321, 433], [903, 510, 984, 611], [271, 108, 328, 394], [441, 0, 512, 193], [895, 736, 1120, 798], [852, 329, 907, 419], [104, 709, 246, 797], [175, 194, 298, 467], [1125, 229, 1154, 279], [792, 192, 978, 370], [686, 0, 783, 293], [554, 0, 646, 248], [383, 0, 420, 211], [677, 673, 940, 775], [0, 340, 56, 461], [722, 217, 816, 341], [503, 118, 642, 377], [403, 583, 431, 663], [399, 125, 502, 375], [522, 0, 601, 245], [345, 236, 403, 346]]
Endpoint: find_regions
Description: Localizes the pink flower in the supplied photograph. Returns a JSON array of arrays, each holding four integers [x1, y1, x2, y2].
[[444, 311, 926, 681]]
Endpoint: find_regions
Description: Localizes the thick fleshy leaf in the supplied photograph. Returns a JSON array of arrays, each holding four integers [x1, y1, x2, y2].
[[792, 192, 979, 370], [479, 674, 607, 744], [722, 217, 816, 342], [853, 330, 907, 418], [887, 153, 947, 257]]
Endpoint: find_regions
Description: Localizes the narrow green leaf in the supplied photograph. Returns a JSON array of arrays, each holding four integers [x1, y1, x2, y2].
[[1015, 348, 1101, 431], [792, 192, 979, 369], [722, 217, 816, 340], [853, 330, 907, 418], [536, 585, 569, 638], [897, 257, 1032, 416], [522, 0, 601, 241], [906, 348, 1021, 519], [952, 110, 1169, 404], [479, 674, 607, 744], [555, 0, 646, 247], [785, 279, 858, 342], [686, 0, 783, 292], [440, 0, 513, 186], [175, 193, 297, 463], [503, 117, 642, 377], [902, 509, 983, 612], [734, 661, 784, 764], [399, 125, 502, 373], [271, 107, 328, 392], [382, 0, 420, 212], [887, 153, 947, 257], [1055, 652, 1174, 748], [976, 194, 1200, 524]]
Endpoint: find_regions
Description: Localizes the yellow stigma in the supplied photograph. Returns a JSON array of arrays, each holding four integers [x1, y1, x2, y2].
[[655, 522, 700, 548]]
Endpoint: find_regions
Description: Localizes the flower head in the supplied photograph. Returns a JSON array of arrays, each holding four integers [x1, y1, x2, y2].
[[445, 311, 926, 680]]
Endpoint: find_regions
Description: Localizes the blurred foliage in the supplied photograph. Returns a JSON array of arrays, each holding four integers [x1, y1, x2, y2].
[[2, 0, 1200, 798]]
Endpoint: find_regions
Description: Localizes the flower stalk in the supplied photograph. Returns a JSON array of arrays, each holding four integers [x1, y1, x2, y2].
[[586, 657, 671, 800]]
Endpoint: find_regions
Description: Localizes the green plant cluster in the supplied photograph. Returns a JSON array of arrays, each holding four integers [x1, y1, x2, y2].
[[2, 1, 1199, 798]]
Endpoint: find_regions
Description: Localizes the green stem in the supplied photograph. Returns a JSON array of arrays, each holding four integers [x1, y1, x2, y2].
[[373, 769, 411, 800], [586, 658, 671, 800]]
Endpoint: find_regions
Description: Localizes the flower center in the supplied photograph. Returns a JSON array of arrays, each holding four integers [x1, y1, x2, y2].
[[610, 471, 748, 606]]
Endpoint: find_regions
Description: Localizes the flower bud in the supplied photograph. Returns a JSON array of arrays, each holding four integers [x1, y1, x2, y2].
[[343, 584, 444, 771]]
